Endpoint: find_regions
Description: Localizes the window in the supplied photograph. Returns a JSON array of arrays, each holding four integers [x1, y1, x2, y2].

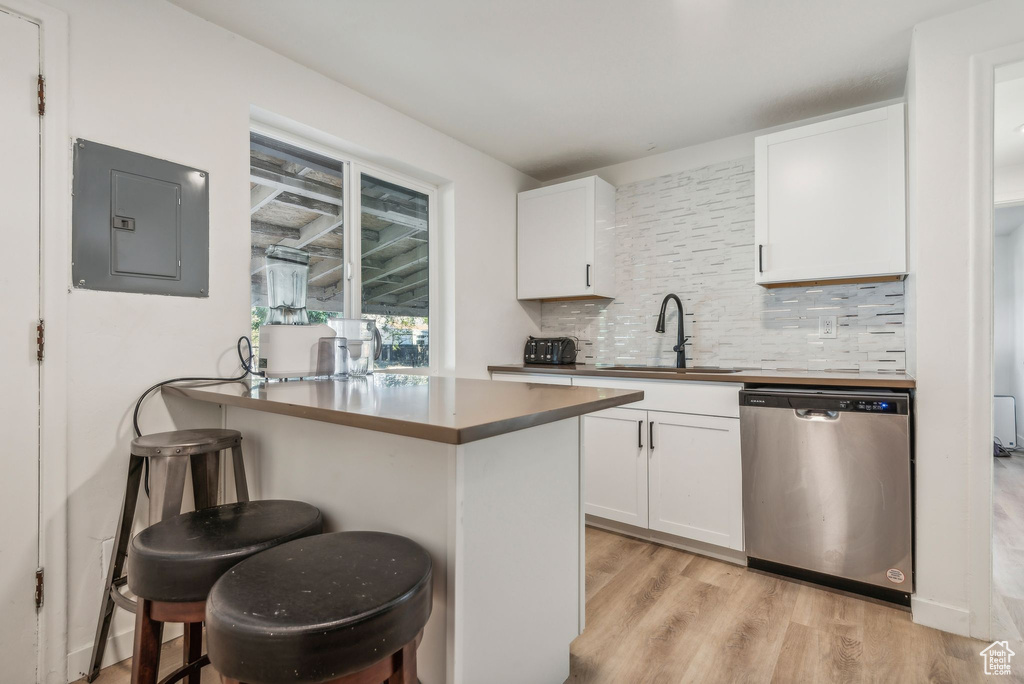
[[249, 131, 434, 370], [358, 174, 430, 369]]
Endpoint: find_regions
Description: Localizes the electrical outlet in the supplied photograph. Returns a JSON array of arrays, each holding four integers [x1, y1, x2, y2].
[[819, 315, 838, 339]]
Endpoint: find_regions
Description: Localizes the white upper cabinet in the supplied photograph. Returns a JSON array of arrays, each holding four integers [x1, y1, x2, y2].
[[517, 176, 616, 300], [754, 103, 906, 286]]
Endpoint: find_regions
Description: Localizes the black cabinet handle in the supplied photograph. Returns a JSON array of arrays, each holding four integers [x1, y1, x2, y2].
[[638, 420, 644, 449], [758, 244, 764, 273], [649, 421, 655, 450], [586, 264, 592, 287]]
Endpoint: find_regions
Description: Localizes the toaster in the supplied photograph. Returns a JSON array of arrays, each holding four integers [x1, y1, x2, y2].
[[524, 336, 578, 365]]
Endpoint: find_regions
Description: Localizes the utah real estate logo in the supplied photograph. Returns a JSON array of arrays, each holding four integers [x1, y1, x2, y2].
[[980, 641, 1015, 676]]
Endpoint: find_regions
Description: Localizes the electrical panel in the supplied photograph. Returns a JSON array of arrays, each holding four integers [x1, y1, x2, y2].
[[72, 139, 209, 297]]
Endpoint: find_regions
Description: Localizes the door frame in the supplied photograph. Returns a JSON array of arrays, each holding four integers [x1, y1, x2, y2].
[[2, 0, 69, 681], [969, 40, 1024, 641]]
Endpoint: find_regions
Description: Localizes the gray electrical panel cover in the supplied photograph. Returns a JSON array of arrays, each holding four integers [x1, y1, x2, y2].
[[72, 139, 209, 297]]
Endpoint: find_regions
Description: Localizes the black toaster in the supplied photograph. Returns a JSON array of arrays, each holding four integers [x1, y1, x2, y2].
[[524, 336, 578, 365]]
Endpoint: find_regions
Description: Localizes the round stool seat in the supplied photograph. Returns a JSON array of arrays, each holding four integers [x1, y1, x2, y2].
[[131, 428, 242, 458], [206, 531, 433, 684], [127, 500, 322, 603]]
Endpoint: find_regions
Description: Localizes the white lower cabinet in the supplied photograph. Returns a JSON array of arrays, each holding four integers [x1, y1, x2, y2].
[[647, 411, 743, 551], [582, 407, 648, 527], [492, 370, 745, 553], [580, 385, 744, 554]]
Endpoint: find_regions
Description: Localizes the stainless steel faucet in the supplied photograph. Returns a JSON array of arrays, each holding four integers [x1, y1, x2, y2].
[[655, 294, 689, 368]]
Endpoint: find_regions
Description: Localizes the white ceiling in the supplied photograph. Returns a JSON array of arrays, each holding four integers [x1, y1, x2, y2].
[[171, 0, 987, 181]]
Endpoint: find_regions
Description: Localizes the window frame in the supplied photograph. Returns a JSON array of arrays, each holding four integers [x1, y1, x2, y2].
[[249, 122, 439, 375]]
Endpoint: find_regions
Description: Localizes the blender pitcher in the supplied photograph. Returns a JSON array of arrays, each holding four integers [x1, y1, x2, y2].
[[329, 319, 383, 375], [264, 245, 310, 325]]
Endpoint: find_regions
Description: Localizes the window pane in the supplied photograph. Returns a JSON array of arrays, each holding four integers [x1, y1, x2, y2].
[[249, 132, 346, 363], [360, 174, 429, 369]]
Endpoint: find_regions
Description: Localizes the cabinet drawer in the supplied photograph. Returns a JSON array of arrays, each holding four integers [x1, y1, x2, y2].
[[571, 376, 739, 418], [490, 372, 572, 386]]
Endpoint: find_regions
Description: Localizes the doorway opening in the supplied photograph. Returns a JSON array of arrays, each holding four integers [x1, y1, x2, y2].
[[991, 57, 1024, 651]]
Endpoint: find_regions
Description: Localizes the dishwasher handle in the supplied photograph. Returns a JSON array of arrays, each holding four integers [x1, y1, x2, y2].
[[795, 408, 840, 421]]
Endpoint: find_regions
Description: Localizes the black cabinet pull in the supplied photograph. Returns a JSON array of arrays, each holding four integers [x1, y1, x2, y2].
[[649, 421, 655, 450], [758, 244, 764, 273], [586, 264, 592, 287], [638, 420, 644, 449]]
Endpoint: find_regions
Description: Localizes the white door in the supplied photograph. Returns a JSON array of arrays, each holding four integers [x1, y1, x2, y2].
[[583, 407, 648, 527], [648, 411, 743, 550], [517, 178, 593, 299], [0, 8, 41, 682]]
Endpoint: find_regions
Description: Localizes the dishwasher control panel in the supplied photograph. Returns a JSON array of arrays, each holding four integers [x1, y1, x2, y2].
[[843, 399, 898, 413], [741, 389, 909, 415]]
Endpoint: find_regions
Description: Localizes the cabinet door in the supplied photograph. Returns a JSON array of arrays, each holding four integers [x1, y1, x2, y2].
[[647, 411, 742, 550], [754, 104, 905, 284], [517, 178, 594, 299], [582, 407, 648, 527]]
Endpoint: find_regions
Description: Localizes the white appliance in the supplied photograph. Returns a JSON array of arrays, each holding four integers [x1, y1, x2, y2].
[[258, 324, 334, 379], [994, 395, 1017, 449]]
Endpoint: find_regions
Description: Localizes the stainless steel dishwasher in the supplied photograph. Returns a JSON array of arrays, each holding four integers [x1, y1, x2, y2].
[[740, 387, 912, 605]]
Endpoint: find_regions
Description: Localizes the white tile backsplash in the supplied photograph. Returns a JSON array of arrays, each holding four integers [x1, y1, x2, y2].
[[539, 158, 906, 372]]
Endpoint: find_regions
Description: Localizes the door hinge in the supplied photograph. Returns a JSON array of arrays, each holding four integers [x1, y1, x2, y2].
[[35, 568, 44, 609], [36, 320, 45, 362], [37, 75, 45, 116]]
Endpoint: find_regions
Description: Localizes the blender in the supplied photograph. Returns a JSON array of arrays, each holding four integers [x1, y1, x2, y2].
[[258, 245, 339, 379]]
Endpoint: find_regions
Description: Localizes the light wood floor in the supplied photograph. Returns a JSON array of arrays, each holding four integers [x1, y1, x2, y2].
[[568, 527, 1010, 684], [994, 452, 1024, 649], [79, 456, 1024, 684]]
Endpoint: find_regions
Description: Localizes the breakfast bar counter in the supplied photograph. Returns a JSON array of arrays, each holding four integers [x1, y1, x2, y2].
[[164, 373, 643, 444], [165, 375, 643, 684]]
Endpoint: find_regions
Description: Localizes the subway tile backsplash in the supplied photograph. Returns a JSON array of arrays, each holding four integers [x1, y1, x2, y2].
[[539, 158, 906, 372]]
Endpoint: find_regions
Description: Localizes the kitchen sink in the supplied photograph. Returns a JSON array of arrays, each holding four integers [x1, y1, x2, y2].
[[603, 365, 740, 374]]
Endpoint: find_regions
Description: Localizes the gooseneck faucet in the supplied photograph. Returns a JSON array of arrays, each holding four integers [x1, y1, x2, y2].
[[655, 293, 689, 369]]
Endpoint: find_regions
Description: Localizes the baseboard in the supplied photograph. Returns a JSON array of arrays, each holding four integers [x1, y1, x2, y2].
[[911, 596, 971, 636], [66, 623, 183, 682], [585, 516, 747, 566]]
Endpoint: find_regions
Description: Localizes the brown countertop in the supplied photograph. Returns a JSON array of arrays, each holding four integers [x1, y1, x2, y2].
[[487, 364, 916, 389], [164, 374, 644, 445]]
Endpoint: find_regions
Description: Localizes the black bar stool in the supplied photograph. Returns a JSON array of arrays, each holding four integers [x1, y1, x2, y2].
[[205, 531, 433, 684], [126, 499, 323, 684], [86, 428, 251, 682]]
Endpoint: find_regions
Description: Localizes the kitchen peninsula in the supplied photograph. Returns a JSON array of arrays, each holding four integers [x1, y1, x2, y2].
[[165, 374, 643, 684]]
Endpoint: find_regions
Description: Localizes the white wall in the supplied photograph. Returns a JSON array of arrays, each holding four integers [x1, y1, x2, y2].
[[48, 0, 540, 678], [905, 0, 1024, 637], [994, 234, 1015, 396], [1011, 227, 1024, 442], [995, 226, 1024, 442], [996, 162, 1024, 205]]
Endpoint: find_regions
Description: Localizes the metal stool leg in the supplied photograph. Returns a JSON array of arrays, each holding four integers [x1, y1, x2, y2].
[[230, 443, 249, 502], [190, 451, 220, 511], [148, 455, 188, 523], [85, 454, 144, 681], [183, 621, 203, 684]]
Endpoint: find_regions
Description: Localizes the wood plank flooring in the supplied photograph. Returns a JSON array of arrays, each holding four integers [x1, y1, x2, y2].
[[569, 527, 1007, 684], [78, 455, 1024, 684], [994, 452, 1024, 649]]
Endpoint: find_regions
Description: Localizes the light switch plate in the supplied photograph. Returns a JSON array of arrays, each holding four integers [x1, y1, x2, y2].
[[819, 315, 838, 339]]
